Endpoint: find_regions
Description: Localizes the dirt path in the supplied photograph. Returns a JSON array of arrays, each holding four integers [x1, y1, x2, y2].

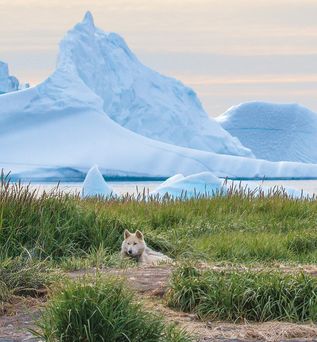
[[1, 265, 317, 341], [144, 299, 317, 342], [68, 265, 172, 294], [0, 266, 172, 342], [0, 297, 44, 341]]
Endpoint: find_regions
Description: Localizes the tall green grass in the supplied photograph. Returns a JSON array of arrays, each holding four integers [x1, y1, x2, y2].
[[166, 265, 317, 322], [0, 175, 130, 259], [33, 276, 192, 342], [0, 255, 56, 302], [2, 172, 317, 263]]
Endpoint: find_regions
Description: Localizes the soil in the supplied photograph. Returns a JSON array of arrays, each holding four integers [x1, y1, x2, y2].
[[1, 265, 317, 342], [0, 297, 44, 341]]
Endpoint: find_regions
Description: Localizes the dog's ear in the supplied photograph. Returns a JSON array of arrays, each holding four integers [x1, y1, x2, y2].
[[124, 229, 131, 239], [135, 230, 144, 240]]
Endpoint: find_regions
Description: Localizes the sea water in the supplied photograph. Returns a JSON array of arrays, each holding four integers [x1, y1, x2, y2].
[[25, 180, 317, 196]]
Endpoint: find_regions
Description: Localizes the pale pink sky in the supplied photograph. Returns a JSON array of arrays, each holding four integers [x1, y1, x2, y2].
[[1, 0, 317, 115]]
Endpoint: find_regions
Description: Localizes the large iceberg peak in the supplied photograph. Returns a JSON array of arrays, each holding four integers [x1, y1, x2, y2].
[[83, 11, 95, 28], [73, 11, 95, 34], [55, 12, 253, 158]]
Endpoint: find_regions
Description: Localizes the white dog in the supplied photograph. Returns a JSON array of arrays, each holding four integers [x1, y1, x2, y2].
[[121, 229, 172, 266]]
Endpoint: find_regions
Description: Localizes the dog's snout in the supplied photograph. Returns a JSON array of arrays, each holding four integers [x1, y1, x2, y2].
[[128, 250, 133, 255]]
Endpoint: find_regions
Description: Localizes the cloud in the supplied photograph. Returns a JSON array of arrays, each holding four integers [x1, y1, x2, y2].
[[181, 74, 317, 86]]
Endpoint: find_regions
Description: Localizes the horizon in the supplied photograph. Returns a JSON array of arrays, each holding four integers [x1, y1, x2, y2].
[[1, 0, 317, 116]]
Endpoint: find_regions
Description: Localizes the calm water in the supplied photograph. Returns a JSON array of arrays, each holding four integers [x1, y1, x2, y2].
[[27, 180, 317, 196], [28, 181, 162, 196]]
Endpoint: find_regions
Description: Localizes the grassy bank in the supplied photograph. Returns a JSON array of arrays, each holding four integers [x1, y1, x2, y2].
[[33, 276, 192, 342], [1, 175, 317, 264], [2, 175, 317, 339], [166, 265, 317, 322], [0, 255, 56, 315]]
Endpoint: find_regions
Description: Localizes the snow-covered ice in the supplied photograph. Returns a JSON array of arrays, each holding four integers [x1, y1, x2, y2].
[[82, 165, 114, 198], [217, 101, 317, 164], [2, 13, 317, 181], [0, 61, 19, 94], [56, 11, 252, 157], [151, 172, 225, 198], [151, 172, 309, 199]]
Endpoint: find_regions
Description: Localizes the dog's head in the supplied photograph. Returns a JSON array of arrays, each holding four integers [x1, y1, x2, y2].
[[122, 229, 146, 258]]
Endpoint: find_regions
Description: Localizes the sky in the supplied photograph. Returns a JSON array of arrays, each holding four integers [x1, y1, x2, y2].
[[0, 0, 316, 116]]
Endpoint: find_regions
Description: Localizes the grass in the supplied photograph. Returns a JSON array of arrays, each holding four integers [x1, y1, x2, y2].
[[3, 173, 317, 336], [57, 250, 135, 272], [0, 254, 57, 312], [286, 232, 317, 254], [1, 173, 317, 264], [166, 265, 317, 322], [33, 276, 192, 342]]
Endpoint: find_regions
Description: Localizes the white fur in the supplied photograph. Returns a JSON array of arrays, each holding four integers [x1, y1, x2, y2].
[[121, 230, 172, 266]]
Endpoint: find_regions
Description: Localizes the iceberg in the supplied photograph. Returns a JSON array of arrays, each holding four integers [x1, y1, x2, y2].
[[2, 13, 317, 181], [0, 61, 19, 94], [56, 11, 252, 157], [157, 174, 185, 188], [217, 101, 317, 163], [82, 165, 114, 198], [151, 173, 309, 199], [151, 172, 224, 198]]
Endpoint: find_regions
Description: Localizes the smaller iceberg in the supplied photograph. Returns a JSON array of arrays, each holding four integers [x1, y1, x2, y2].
[[151, 172, 225, 198], [217, 101, 317, 164], [0, 61, 19, 94], [151, 172, 310, 200], [81, 165, 114, 198]]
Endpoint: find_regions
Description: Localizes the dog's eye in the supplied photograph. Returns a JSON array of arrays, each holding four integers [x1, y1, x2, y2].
[[127, 242, 131, 245], [133, 242, 137, 245]]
